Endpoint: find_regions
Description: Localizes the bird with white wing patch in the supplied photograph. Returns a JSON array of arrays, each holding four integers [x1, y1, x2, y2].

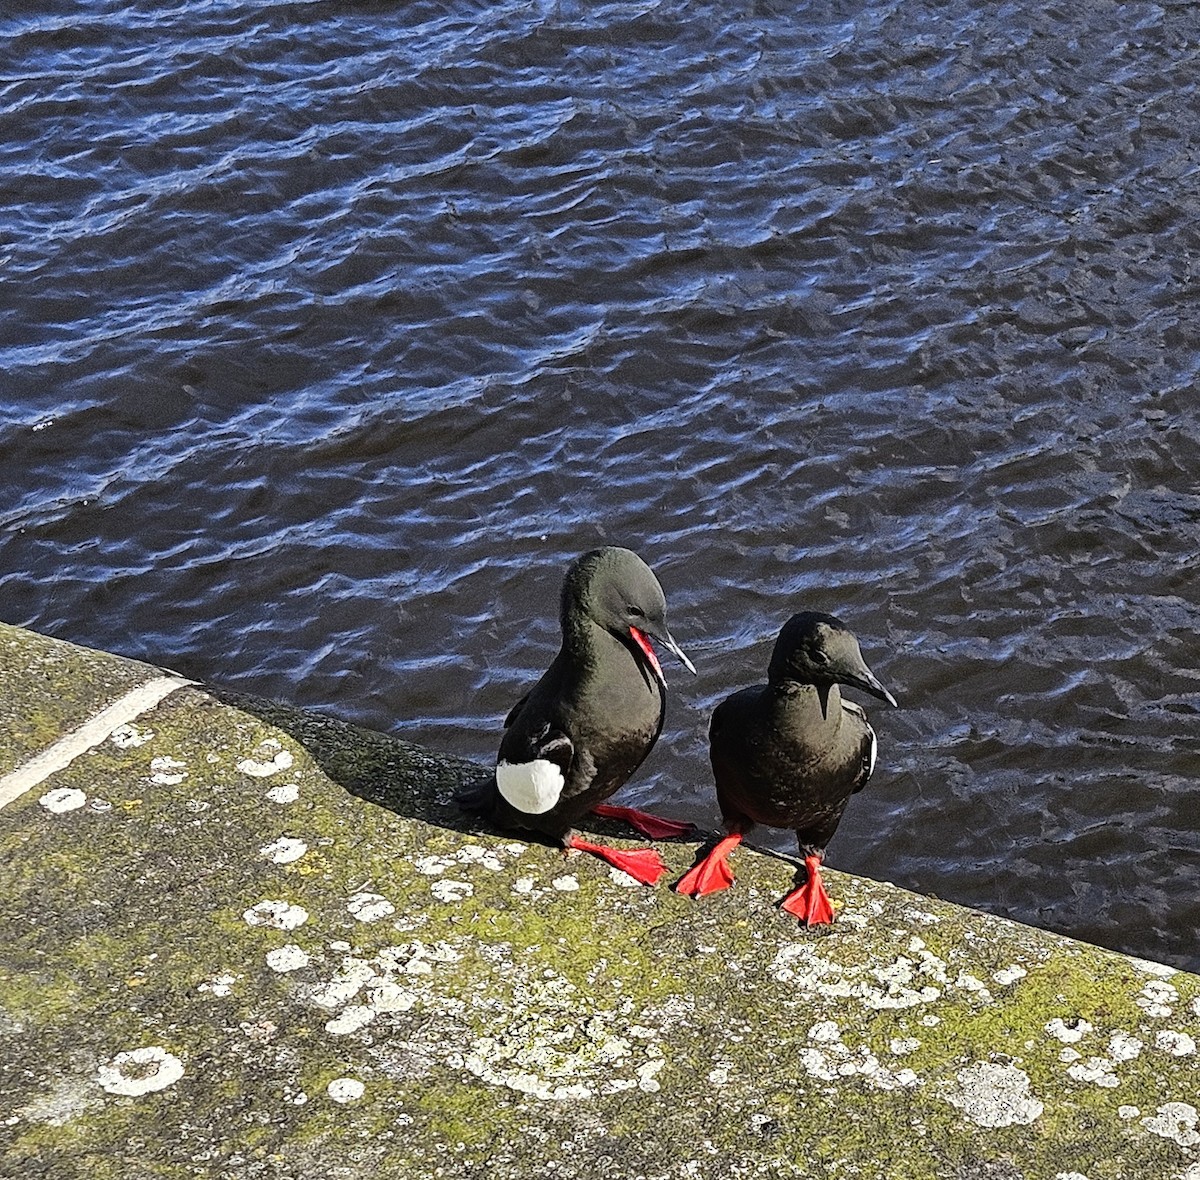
[[457, 546, 696, 884]]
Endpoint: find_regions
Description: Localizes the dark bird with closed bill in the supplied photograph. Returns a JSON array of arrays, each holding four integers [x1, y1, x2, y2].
[[676, 611, 896, 923]]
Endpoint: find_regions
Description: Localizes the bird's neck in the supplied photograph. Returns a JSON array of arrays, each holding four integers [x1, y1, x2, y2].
[[562, 614, 622, 667], [770, 680, 841, 722], [562, 616, 655, 693], [562, 610, 602, 655]]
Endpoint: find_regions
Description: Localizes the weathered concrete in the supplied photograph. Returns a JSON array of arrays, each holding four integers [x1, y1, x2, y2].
[[1, 620, 1199, 1180], [0, 623, 169, 778]]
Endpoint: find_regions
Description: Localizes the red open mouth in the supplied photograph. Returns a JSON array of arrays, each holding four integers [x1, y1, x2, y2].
[[629, 626, 663, 679]]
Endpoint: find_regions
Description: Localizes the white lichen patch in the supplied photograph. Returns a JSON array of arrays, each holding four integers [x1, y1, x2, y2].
[[242, 899, 308, 930], [1118, 1104, 1140, 1120], [301, 941, 451, 1034], [834, 909, 869, 930], [632, 1058, 666, 1093], [431, 879, 473, 903], [1137, 979, 1179, 1018], [1065, 1056, 1119, 1088], [384, 940, 462, 972], [347, 892, 395, 923], [366, 979, 418, 1013], [326, 1077, 364, 1103], [265, 944, 310, 973], [259, 836, 308, 865], [944, 1061, 1043, 1128], [149, 755, 187, 785], [904, 908, 942, 925], [1156, 1030, 1197, 1057], [1054, 1173, 1091, 1180], [993, 965, 1027, 986], [890, 1037, 921, 1056], [707, 1062, 732, 1085], [456, 843, 505, 870], [460, 971, 668, 1101], [1046, 1017, 1093, 1044], [413, 854, 455, 876], [809, 1020, 841, 1043], [110, 722, 153, 748], [198, 973, 237, 997], [265, 782, 300, 804], [1109, 1031, 1143, 1062], [96, 1047, 184, 1097], [306, 958, 379, 1011], [39, 787, 87, 813], [17, 1076, 102, 1126], [795, 1020, 920, 1091], [513, 876, 537, 895], [1142, 1102, 1200, 1147], [326, 1005, 376, 1035], [794, 1047, 842, 1083], [953, 972, 993, 1001], [238, 740, 295, 778], [770, 943, 946, 1011], [552, 875, 580, 892], [1129, 957, 1177, 978]]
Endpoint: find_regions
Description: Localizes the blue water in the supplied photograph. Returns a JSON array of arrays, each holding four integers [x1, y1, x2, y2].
[[3, 0, 1200, 967]]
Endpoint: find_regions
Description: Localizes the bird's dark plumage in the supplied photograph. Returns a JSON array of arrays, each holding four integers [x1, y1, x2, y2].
[[457, 546, 695, 883], [676, 611, 896, 922]]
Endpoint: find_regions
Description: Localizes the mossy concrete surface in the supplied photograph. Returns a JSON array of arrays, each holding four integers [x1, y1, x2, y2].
[[2, 625, 1199, 1180], [0, 622, 167, 777]]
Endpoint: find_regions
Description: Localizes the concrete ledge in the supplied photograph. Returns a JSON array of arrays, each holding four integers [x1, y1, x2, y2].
[[0, 623, 172, 778], [1, 621, 1199, 1179]]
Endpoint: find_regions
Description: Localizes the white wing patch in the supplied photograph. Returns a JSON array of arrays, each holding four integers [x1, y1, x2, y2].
[[496, 758, 565, 815]]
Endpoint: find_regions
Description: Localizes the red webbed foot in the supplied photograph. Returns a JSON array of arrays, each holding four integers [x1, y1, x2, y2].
[[675, 833, 743, 898], [567, 836, 668, 885], [591, 803, 695, 839], [780, 854, 835, 926]]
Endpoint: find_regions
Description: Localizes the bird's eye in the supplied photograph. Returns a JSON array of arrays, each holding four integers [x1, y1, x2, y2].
[[627, 604, 645, 618], [812, 649, 830, 664]]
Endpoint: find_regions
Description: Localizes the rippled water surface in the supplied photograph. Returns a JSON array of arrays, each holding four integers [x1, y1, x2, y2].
[[3, 0, 1200, 968]]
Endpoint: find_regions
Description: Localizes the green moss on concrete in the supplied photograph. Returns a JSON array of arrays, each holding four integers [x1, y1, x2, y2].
[[2, 633, 1200, 1179], [0, 622, 163, 776]]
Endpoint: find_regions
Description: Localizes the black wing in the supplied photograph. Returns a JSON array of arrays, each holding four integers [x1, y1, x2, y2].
[[503, 690, 531, 730], [499, 721, 574, 777], [841, 699, 877, 794]]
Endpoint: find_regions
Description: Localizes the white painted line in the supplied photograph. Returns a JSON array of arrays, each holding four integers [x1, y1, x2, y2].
[[0, 675, 195, 811]]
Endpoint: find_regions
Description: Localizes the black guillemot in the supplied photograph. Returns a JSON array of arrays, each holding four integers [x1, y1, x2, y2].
[[675, 611, 896, 923], [458, 546, 696, 884]]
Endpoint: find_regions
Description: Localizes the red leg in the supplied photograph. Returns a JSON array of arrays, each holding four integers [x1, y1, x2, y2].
[[675, 834, 743, 898], [591, 803, 695, 839], [567, 836, 668, 886], [780, 855, 835, 926]]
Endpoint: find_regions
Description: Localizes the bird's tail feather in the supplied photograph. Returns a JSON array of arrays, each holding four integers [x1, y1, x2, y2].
[[453, 773, 498, 814]]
